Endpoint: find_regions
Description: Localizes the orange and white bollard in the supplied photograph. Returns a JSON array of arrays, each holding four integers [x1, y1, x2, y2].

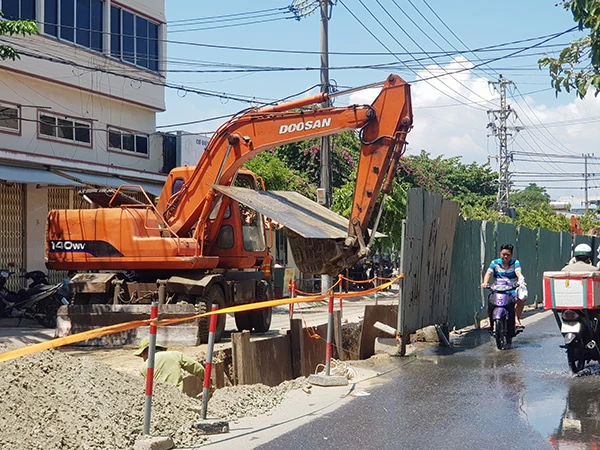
[[325, 291, 334, 376], [201, 304, 218, 420], [289, 280, 296, 319], [143, 301, 159, 435]]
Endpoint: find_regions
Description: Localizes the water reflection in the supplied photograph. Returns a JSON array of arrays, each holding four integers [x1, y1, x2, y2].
[[482, 346, 526, 407], [550, 378, 600, 449]]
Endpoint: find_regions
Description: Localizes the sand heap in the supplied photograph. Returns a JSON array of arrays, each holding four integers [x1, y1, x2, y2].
[[0, 346, 307, 449]]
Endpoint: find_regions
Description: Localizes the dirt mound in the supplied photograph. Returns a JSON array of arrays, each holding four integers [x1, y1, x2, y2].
[[0, 344, 310, 449], [209, 378, 309, 421]]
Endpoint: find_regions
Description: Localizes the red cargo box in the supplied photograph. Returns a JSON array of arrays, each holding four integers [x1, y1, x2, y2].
[[543, 271, 600, 310]]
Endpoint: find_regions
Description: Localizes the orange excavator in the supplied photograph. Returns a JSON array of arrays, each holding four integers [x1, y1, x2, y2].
[[45, 74, 413, 344]]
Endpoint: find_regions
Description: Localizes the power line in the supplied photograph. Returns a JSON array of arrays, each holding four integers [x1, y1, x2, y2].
[[338, 0, 489, 111]]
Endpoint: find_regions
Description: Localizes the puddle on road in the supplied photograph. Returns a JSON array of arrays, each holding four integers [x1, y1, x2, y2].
[[419, 327, 600, 447], [523, 364, 600, 447]]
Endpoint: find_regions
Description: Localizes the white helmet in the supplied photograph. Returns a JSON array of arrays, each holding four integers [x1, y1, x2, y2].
[[574, 243, 593, 257]]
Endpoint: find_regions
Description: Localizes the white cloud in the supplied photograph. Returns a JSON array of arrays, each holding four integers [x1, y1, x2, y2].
[[351, 57, 600, 201]]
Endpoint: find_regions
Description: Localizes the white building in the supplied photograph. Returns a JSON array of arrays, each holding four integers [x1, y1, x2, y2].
[[0, 0, 169, 282]]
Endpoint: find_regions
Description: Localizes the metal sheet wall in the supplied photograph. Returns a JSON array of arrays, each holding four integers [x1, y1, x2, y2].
[[516, 226, 539, 304], [448, 218, 485, 329], [496, 222, 517, 253], [401, 190, 595, 332], [0, 184, 24, 291], [400, 188, 460, 336], [448, 222, 557, 330]]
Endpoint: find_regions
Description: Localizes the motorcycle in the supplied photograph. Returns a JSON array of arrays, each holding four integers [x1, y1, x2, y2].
[[486, 279, 523, 350], [557, 308, 600, 373], [0, 269, 68, 328]]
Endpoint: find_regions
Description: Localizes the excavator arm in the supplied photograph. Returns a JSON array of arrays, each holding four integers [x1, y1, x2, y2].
[[158, 74, 413, 246]]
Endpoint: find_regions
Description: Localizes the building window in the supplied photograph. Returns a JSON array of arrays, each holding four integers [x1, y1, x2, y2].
[[0, 103, 20, 134], [1, 0, 36, 20], [110, 5, 159, 72], [44, 0, 103, 52], [39, 113, 92, 145], [108, 127, 148, 155], [0, 103, 20, 133]]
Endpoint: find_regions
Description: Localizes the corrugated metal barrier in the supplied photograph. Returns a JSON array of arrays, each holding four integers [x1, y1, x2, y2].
[[401, 188, 594, 334]]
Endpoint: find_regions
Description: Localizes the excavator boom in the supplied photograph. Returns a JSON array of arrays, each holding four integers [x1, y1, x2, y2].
[[157, 74, 412, 242]]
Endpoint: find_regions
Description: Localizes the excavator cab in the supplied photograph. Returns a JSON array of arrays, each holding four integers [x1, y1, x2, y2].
[[207, 170, 269, 269]]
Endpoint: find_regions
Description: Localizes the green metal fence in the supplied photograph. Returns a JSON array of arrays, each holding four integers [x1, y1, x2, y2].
[[447, 221, 594, 330]]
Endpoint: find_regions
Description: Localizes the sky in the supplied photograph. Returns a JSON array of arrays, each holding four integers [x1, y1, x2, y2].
[[158, 0, 600, 205]]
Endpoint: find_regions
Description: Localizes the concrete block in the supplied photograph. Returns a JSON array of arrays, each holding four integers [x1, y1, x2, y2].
[[374, 337, 402, 356], [307, 374, 348, 386], [417, 325, 440, 343], [191, 420, 230, 435], [133, 436, 174, 450]]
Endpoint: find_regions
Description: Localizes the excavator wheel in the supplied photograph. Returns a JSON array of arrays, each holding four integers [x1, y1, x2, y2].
[[198, 285, 226, 343], [251, 281, 272, 333], [234, 311, 253, 332]]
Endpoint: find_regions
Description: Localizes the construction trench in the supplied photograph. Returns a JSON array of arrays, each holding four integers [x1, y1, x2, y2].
[[0, 280, 417, 450]]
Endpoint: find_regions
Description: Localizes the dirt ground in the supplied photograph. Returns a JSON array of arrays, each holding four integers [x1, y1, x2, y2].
[[0, 317, 391, 449], [0, 292, 402, 449]]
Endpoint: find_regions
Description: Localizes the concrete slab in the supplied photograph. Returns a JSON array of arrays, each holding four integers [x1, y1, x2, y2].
[[191, 420, 230, 435], [133, 436, 174, 450], [374, 337, 402, 356], [307, 373, 348, 386]]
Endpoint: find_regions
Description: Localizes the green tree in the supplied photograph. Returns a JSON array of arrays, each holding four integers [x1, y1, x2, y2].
[[0, 18, 38, 61], [538, 0, 600, 98], [397, 150, 497, 208], [243, 150, 315, 199], [274, 131, 359, 190], [331, 151, 498, 249], [510, 183, 551, 209]]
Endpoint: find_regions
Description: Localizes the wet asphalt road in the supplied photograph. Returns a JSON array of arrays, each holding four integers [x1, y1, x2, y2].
[[257, 311, 600, 450]]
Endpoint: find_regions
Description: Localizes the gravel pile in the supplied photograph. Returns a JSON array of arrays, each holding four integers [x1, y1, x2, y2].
[[209, 378, 309, 420], [0, 345, 307, 449]]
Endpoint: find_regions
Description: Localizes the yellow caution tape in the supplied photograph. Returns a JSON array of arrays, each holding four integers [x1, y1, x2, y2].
[[0, 274, 403, 363]]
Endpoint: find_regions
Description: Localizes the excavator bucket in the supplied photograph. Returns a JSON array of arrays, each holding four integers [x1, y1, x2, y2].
[[211, 186, 370, 275]]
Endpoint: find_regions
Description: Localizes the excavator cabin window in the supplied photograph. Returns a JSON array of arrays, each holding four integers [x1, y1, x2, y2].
[[172, 178, 185, 195], [236, 175, 266, 253]]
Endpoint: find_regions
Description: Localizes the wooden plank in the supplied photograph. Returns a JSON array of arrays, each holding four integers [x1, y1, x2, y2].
[[333, 310, 344, 361], [301, 323, 328, 376], [289, 318, 304, 378], [359, 305, 398, 360], [212, 361, 225, 389], [231, 331, 250, 385], [249, 336, 293, 386], [231, 331, 293, 386]]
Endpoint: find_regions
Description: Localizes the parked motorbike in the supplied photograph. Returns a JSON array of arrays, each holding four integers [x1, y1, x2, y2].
[[0, 269, 68, 328], [557, 309, 600, 373], [487, 279, 523, 350]]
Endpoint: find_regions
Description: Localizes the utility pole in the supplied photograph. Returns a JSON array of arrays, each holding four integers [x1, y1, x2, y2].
[[319, 0, 331, 208], [319, 0, 332, 293], [583, 153, 594, 212], [487, 75, 516, 214]]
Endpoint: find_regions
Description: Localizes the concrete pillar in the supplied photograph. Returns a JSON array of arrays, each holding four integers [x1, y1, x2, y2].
[[25, 184, 48, 272], [36, 0, 44, 34], [103, 0, 111, 55]]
